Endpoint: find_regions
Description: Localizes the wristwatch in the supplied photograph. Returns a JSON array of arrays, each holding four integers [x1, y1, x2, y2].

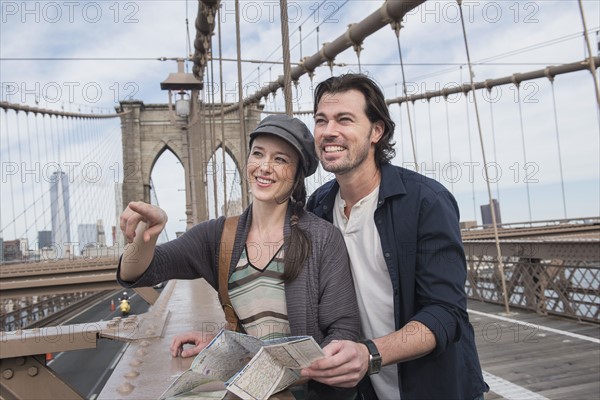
[[361, 339, 382, 375]]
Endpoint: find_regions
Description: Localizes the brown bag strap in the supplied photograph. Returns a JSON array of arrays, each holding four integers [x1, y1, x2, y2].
[[218, 215, 241, 332]]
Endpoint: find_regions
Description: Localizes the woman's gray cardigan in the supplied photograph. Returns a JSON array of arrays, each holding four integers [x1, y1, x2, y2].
[[117, 205, 360, 346]]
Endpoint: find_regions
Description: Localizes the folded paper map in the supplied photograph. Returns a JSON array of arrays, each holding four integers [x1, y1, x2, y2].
[[159, 329, 325, 400]]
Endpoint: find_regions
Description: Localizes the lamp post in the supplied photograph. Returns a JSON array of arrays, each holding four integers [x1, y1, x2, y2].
[[161, 58, 203, 128], [161, 58, 205, 227]]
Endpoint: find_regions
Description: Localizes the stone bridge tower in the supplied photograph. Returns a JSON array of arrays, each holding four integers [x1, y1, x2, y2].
[[117, 100, 261, 231]]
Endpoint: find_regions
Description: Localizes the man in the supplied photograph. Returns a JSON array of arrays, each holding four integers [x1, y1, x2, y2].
[[301, 74, 488, 400]]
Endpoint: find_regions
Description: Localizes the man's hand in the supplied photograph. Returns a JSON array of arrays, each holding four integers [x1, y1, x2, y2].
[[120, 201, 167, 244], [300, 340, 369, 387], [170, 332, 215, 358]]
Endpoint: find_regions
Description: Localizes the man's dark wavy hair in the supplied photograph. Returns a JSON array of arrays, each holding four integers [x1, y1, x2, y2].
[[313, 73, 396, 164]]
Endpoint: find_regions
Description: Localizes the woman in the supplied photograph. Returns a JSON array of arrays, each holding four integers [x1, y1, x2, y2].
[[117, 115, 359, 398]]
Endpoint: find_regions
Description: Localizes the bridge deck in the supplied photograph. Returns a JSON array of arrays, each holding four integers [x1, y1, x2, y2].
[[97, 279, 294, 400], [469, 300, 600, 399], [94, 279, 599, 399]]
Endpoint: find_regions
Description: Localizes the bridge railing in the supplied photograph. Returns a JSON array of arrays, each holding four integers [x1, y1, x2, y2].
[[466, 252, 599, 323], [1, 292, 103, 331]]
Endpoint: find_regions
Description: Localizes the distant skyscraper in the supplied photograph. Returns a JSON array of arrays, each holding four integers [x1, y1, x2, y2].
[[481, 199, 502, 227], [96, 219, 106, 246], [38, 231, 52, 248], [78, 224, 97, 246], [50, 171, 71, 255]]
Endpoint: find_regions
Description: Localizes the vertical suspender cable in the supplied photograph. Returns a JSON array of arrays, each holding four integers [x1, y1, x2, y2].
[[42, 114, 51, 231], [185, 0, 192, 67], [200, 90, 210, 217], [514, 82, 533, 221], [457, 0, 509, 313], [0, 110, 3, 239], [34, 113, 47, 233], [217, 5, 228, 217], [392, 21, 418, 169], [487, 89, 501, 203], [577, 0, 600, 109], [547, 76, 568, 219], [4, 110, 17, 239], [294, 82, 301, 111], [443, 99, 455, 193], [235, 0, 249, 208], [427, 99, 434, 169], [397, 104, 405, 164], [461, 67, 477, 222], [62, 115, 79, 245], [209, 41, 219, 218], [412, 100, 418, 163], [235, 0, 248, 210], [16, 111, 30, 241], [13, 113, 29, 239], [299, 25, 303, 60], [280, 0, 294, 116], [74, 116, 85, 249], [77, 116, 90, 250], [353, 42, 362, 74], [316, 27, 320, 54], [50, 112, 68, 253], [25, 113, 38, 246], [52, 115, 61, 166]]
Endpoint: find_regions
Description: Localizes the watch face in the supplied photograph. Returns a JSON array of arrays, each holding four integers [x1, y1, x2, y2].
[[363, 340, 382, 375], [372, 357, 382, 374]]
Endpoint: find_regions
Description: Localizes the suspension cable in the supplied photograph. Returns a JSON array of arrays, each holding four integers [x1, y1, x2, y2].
[[280, 0, 294, 116], [397, 103, 405, 165], [427, 99, 434, 166], [547, 76, 568, 219], [217, 5, 228, 217], [443, 99, 455, 193], [299, 25, 303, 60], [514, 82, 533, 221], [577, 0, 600, 109], [25, 113, 39, 242], [234, 0, 249, 208], [16, 111, 30, 241], [457, 0, 509, 314], [412, 100, 418, 161], [209, 36, 219, 218], [352, 37, 362, 73], [392, 20, 418, 168], [387, 57, 600, 105], [461, 67, 477, 222], [185, 0, 192, 71], [487, 88, 501, 203], [0, 101, 123, 119], [4, 110, 18, 238], [42, 114, 51, 231]]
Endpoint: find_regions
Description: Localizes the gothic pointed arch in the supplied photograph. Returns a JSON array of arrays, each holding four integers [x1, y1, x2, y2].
[[118, 100, 261, 235]]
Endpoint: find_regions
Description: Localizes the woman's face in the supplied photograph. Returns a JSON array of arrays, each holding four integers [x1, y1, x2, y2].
[[247, 134, 300, 204]]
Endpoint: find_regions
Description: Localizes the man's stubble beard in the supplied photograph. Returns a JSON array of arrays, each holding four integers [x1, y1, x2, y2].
[[320, 133, 372, 176]]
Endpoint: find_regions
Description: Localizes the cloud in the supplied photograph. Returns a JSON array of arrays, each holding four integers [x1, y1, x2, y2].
[[1, 0, 599, 244]]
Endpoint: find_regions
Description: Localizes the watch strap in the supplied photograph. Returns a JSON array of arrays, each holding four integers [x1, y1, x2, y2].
[[361, 339, 382, 375]]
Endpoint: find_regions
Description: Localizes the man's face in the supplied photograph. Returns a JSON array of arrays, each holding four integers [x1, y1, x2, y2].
[[313, 89, 383, 175]]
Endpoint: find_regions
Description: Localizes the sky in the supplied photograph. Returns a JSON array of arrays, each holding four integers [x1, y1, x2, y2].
[[1, 0, 599, 247]]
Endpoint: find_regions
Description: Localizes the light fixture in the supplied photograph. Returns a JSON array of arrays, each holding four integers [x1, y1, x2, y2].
[[161, 58, 203, 127], [175, 91, 190, 118], [160, 58, 204, 91]]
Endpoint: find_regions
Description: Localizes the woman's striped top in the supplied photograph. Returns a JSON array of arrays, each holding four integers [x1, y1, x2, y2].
[[228, 245, 290, 340]]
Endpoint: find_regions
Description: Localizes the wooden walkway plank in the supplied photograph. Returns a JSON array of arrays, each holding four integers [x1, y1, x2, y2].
[[469, 301, 599, 399]]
